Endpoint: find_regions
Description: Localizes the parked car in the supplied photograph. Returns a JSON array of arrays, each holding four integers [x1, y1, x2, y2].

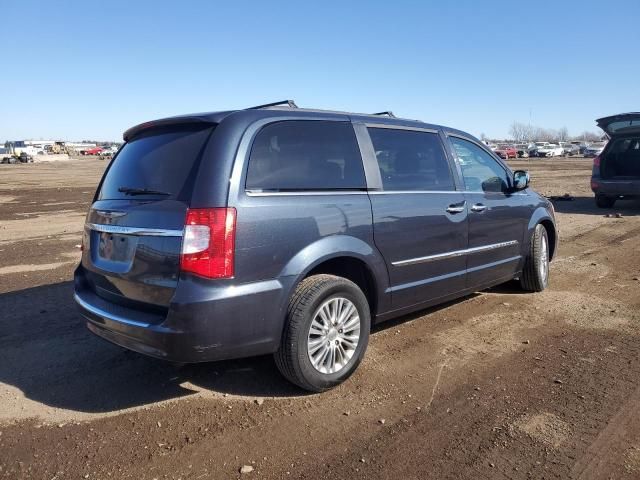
[[74, 101, 558, 391], [560, 143, 579, 156], [99, 147, 118, 158], [494, 144, 518, 159], [591, 112, 640, 208], [514, 144, 530, 158], [81, 147, 103, 156], [583, 143, 606, 157], [578, 143, 589, 155], [536, 144, 564, 157]]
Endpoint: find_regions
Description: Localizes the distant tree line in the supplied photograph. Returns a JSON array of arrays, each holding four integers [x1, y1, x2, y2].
[[508, 121, 602, 143]]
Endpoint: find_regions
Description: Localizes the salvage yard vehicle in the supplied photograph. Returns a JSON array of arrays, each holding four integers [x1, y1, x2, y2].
[[514, 144, 530, 158], [584, 143, 606, 158], [494, 144, 517, 159], [0, 146, 13, 163], [560, 143, 579, 156], [1, 145, 34, 164], [99, 146, 118, 158], [591, 112, 640, 208], [18, 152, 34, 163], [74, 100, 558, 391], [81, 147, 103, 156], [536, 143, 564, 157], [46, 141, 72, 155]]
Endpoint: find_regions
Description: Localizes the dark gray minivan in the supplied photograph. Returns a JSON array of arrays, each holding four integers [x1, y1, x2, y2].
[[74, 101, 557, 391], [591, 113, 640, 208]]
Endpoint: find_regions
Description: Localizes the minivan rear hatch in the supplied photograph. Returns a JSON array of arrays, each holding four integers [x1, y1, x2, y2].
[[597, 113, 640, 136], [80, 123, 216, 311]]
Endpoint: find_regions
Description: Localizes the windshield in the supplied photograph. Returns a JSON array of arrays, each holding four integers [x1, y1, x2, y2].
[[98, 124, 215, 201]]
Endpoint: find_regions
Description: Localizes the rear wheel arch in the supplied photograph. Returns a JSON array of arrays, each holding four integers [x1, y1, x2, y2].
[[305, 256, 378, 318], [278, 235, 390, 319]]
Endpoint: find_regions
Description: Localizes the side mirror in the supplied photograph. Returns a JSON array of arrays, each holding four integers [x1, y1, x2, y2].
[[513, 170, 530, 190]]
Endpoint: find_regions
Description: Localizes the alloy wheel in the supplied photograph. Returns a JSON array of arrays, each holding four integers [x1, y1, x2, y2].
[[307, 297, 361, 374]]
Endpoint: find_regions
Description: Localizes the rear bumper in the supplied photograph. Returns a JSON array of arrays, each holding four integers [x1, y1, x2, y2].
[[591, 178, 640, 197], [75, 267, 288, 363]]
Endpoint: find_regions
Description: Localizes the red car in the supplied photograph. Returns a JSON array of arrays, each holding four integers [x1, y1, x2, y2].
[[81, 147, 103, 156], [494, 145, 517, 159]]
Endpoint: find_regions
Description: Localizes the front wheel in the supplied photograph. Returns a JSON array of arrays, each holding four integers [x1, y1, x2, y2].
[[520, 224, 550, 292], [274, 274, 371, 392]]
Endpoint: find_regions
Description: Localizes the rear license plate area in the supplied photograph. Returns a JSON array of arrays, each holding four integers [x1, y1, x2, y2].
[[91, 231, 138, 273]]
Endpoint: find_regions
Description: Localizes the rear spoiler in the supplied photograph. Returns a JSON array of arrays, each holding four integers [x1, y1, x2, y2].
[[123, 111, 234, 141]]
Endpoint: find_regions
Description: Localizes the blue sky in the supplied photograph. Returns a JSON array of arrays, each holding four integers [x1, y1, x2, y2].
[[2, 0, 639, 141]]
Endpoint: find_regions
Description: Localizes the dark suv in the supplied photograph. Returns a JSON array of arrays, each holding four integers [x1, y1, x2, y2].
[[74, 101, 557, 391], [591, 113, 640, 208]]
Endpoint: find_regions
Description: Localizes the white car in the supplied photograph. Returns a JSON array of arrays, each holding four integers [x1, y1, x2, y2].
[[536, 144, 564, 157], [99, 147, 118, 158]]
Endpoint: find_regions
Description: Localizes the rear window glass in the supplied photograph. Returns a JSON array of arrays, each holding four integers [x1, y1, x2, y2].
[[368, 128, 454, 191], [98, 125, 214, 200], [246, 121, 366, 192], [604, 119, 640, 134]]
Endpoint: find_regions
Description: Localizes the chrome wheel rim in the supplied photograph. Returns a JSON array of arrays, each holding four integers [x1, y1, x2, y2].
[[539, 235, 549, 282], [307, 297, 361, 374]]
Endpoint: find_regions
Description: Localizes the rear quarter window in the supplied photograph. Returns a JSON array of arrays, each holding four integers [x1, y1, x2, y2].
[[246, 121, 366, 192], [98, 125, 214, 200]]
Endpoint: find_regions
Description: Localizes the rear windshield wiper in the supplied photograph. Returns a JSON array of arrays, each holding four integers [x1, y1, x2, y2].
[[117, 186, 172, 196]]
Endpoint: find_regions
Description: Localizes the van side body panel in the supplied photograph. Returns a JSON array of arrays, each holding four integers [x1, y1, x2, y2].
[[75, 108, 557, 365]]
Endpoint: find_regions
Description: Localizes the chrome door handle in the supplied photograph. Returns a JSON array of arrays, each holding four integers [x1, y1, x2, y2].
[[446, 203, 466, 214], [471, 203, 487, 212]]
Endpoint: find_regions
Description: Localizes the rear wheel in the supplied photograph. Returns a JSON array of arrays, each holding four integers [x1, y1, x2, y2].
[[274, 274, 370, 392], [520, 224, 550, 292], [595, 194, 616, 208]]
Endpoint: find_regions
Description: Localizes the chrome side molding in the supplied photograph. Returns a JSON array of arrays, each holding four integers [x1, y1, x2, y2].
[[392, 240, 519, 267], [86, 223, 184, 237]]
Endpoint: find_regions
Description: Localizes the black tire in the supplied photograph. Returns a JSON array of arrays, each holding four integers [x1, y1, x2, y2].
[[595, 194, 616, 208], [274, 274, 371, 392], [520, 224, 550, 292]]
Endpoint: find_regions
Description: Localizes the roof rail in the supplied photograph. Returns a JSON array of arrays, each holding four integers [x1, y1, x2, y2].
[[247, 100, 298, 110], [372, 111, 396, 118]]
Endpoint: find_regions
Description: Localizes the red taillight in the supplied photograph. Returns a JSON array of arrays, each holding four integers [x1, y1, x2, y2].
[[180, 208, 236, 279], [593, 155, 601, 167]]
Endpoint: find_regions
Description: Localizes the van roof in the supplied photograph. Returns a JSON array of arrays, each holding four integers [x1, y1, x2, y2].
[[123, 102, 453, 141]]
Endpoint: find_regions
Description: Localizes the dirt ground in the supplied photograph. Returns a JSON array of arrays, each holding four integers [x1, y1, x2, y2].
[[1, 158, 639, 479]]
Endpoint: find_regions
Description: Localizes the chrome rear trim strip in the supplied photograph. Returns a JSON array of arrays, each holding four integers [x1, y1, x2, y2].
[[74, 293, 151, 328], [86, 223, 183, 237], [392, 240, 519, 267]]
